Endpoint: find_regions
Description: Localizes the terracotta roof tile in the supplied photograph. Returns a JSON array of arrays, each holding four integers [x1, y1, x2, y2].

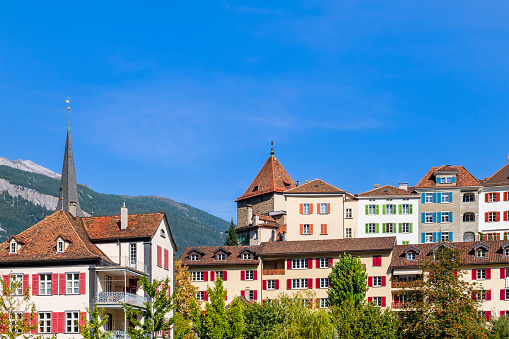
[[358, 185, 418, 197], [285, 179, 346, 194], [235, 155, 296, 202], [82, 213, 165, 241], [255, 214, 275, 222], [483, 163, 509, 187], [179, 246, 260, 266], [0, 210, 109, 264], [257, 237, 396, 256], [415, 166, 480, 188]]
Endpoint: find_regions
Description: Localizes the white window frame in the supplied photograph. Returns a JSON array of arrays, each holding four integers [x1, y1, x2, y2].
[[402, 223, 410, 234], [477, 290, 487, 301], [345, 228, 352, 238], [488, 193, 497, 203], [373, 297, 382, 307], [216, 254, 225, 261], [320, 278, 329, 288], [38, 312, 52, 334], [65, 311, 80, 333], [248, 290, 255, 300], [407, 252, 416, 260], [189, 254, 199, 261], [292, 259, 309, 269], [9, 240, 17, 254], [320, 299, 329, 308], [10, 274, 23, 295], [441, 233, 450, 242], [368, 223, 376, 233], [245, 270, 254, 281], [302, 203, 310, 214], [215, 271, 223, 281], [196, 291, 205, 301], [320, 203, 328, 214], [39, 274, 52, 295], [476, 249, 486, 258], [441, 192, 450, 203], [373, 276, 382, 287], [504, 249, 509, 257], [57, 239, 65, 253], [66, 273, 79, 294], [241, 252, 252, 260], [402, 204, 410, 214], [441, 212, 450, 223], [386, 223, 394, 233], [425, 213, 433, 223], [368, 205, 376, 215], [129, 243, 137, 269], [477, 269, 486, 280], [267, 280, 276, 290], [319, 258, 329, 269], [253, 231, 258, 240], [505, 290, 509, 301], [303, 224, 311, 235], [191, 271, 204, 282], [386, 205, 394, 215], [489, 212, 497, 222], [345, 208, 352, 218], [425, 193, 433, 203], [425, 232, 433, 243], [292, 279, 308, 290]]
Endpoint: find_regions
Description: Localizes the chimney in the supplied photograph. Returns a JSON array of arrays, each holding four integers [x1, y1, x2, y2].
[[399, 183, 408, 190], [271, 229, 276, 242], [297, 181, 300, 186], [68, 201, 77, 217], [246, 204, 253, 226], [253, 215, 259, 226], [121, 202, 128, 230], [374, 184, 380, 189], [306, 180, 310, 184]]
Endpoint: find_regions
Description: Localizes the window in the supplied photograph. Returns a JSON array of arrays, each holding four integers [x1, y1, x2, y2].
[[57, 239, 64, 253], [216, 254, 226, 261], [242, 253, 252, 260], [368, 223, 376, 233], [441, 193, 450, 203], [373, 276, 382, 287], [402, 204, 410, 214], [320, 203, 328, 214], [9, 240, 17, 254], [267, 280, 276, 290], [190, 254, 199, 261], [292, 279, 308, 289], [104, 313, 113, 332], [407, 252, 416, 260], [425, 193, 433, 203], [505, 249, 509, 257], [66, 273, 79, 294], [253, 231, 258, 240], [9, 313, 22, 334], [441, 233, 450, 242], [214, 271, 223, 281], [245, 270, 254, 280], [191, 272, 204, 281], [368, 205, 377, 215], [345, 208, 352, 218], [506, 290, 509, 300], [10, 274, 23, 295], [489, 212, 497, 222], [292, 259, 309, 269], [248, 290, 255, 300], [196, 291, 205, 301], [386, 223, 394, 233], [441, 213, 450, 223], [302, 224, 311, 235], [38, 312, 51, 333], [477, 290, 487, 301], [386, 205, 395, 215], [463, 193, 475, 202], [129, 243, 137, 269], [425, 213, 433, 223], [489, 193, 497, 202], [303, 203, 310, 214], [105, 276, 112, 293], [402, 223, 410, 233], [425, 232, 433, 243], [463, 213, 475, 222], [438, 177, 453, 184], [476, 249, 486, 258], [160, 229, 166, 238], [477, 269, 486, 280], [345, 228, 352, 238], [65, 312, 79, 333], [320, 278, 329, 288], [320, 258, 329, 268], [39, 274, 52, 295], [402, 241, 410, 245], [372, 297, 382, 307], [320, 299, 329, 308]]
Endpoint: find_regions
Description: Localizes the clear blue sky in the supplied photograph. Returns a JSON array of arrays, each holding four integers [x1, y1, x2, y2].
[[1, 1, 508, 222]]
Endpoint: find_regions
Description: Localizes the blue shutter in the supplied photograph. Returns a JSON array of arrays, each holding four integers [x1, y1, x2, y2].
[[421, 193, 425, 202], [438, 232, 442, 241], [433, 193, 437, 203], [421, 213, 425, 223], [449, 232, 453, 241], [433, 212, 437, 223], [432, 232, 437, 243], [437, 212, 441, 222], [449, 192, 453, 202], [451, 177, 456, 183], [421, 233, 425, 243], [449, 212, 453, 222]]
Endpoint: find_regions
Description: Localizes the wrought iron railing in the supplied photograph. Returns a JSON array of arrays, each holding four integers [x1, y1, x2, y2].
[[109, 330, 130, 339], [97, 292, 147, 308], [100, 256, 145, 271]]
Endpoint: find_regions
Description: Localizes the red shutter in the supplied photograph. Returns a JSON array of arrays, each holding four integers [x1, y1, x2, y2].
[[58, 312, 65, 333], [504, 192, 509, 201], [472, 269, 477, 280], [79, 273, 86, 294], [310, 204, 313, 214], [275, 279, 279, 290], [300, 224, 303, 235], [485, 193, 489, 202], [501, 289, 506, 300], [317, 203, 320, 213], [22, 274, 29, 294], [287, 279, 292, 290], [308, 278, 313, 289], [253, 270, 258, 280], [497, 212, 501, 222], [32, 274, 39, 296], [52, 312, 58, 333], [59, 273, 66, 295], [368, 297, 373, 302], [321, 224, 327, 234], [204, 271, 209, 282], [31, 313, 37, 334], [316, 258, 320, 267], [224, 293, 227, 301], [310, 224, 313, 235], [485, 213, 489, 222], [487, 311, 491, 321], [328, 258, 333, 268], [223, 271, 228, 281], [368, 276, 373, 287], [308, 258, 313, 269], [240, 290, 245, 297], [287, 259, 292, 270], [381, 297, 386, 307], [316, 278, 320, 288], [157, 246, 162, 267], [164, 249, 169, 270], [505, 211, 509, 222], [497, 193, 501, 202], [487, 268, 492, 279], [51, 273, 58, 295], [454, 270, 458, 276], [472, 291, 476, 300], [241, 271, 245, 281], [210, 271, 215, 282], [327, 203, 331, 214], [502, 311, 506, 316], [80, 312, 86, 327], [501, 268, 506, 279], [381, 276, 386, 287], [253, 290, 258, 300], [2, 275, 9, 289], [498, 233, 502, 240], [487, 290, 491, 301], [204, 291, 208, 301], [262, 280, 267, 290], [373, 256, 382, 267], [300, 204, 303, 214]]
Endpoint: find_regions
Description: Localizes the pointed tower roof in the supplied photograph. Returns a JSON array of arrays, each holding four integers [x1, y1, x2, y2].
[[235, 152, 296, 202], [56, 127, 84, 217]]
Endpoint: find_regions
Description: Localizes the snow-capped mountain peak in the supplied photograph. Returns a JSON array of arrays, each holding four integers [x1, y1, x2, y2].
[[0, 157, 61, 179]]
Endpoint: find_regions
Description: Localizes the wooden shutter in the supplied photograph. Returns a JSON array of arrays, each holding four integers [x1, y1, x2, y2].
[[22, 274, 29, 294], [262, 280, 267, 290], [240, 290, 245, 297], [58, 312, 65, 333], [253, 290, 258, 300], [32, 274, 39, 296], [381, 297, 386, 307], [487, 290, 492, 301], [368, 297, 372, 302], [497, 212, 501, 222], [310, 204, 313, 214], [51, 273, 58, 295], [487, 268, 491, 279], [485, 193, 489, 202], [381, 276, 386, 286], [316, 258, 321, 267], [157, 246, 162, 267], [308, 278, 313, 289], [275, 279, 279, 290], [368, 276, 373, 287], [223, 271, 228, 281], [287, 279, 292, 290], [308, 259, 313, 269], [59, 273, 66, 295], [204, 291, 209, 301], [164, 249, 169, 270], [487, 311, 491, 321], [502, 311, 506, 316], [317, 203, 320, 214], [501, 268, 506, 279], [52, 312, 59, 333], [253, 270, 258, 280], [501, 289, 506, 301], [504, 192, 509, 201], [472, 269, 477, 280], [328, 258, 333, 268], [287, 259, 292, 270], [300, 224, 303, 235], [300, 204, 303, 214], [310, 224, 313, 235], [240, 271, 245, 281], [485, 212, 489, 222], [327, 203, 330, 214], [505, 211, 509, 222], [321, 224, 327, 235], [210, 271, 215, 282], [79, 272, 86, 294], [497, 193, 501, 202], [204, 271, 209, 282], [80, 312, 87, 327]]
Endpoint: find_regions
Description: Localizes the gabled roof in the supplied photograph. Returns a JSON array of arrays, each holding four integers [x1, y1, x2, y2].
[[358, 185, 418, 197], [213, 247, 232, 255], [483, 162, 509, 187], [235, 154, 296, 202], [415, 165, 480, 188], [187, 248, 205, 255], [403, 245, 421, 254], [472, 242, 490, 252], [0, 210, 109, 264], [180, 246, 260, 266], [284, 179, 346, 194]]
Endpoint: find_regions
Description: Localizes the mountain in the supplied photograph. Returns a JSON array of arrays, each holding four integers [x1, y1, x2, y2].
[[0, 159, 229, 255]]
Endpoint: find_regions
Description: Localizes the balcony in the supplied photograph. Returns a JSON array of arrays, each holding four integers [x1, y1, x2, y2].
[[107, 330, 131, 339], [391, 302, 411, 309], [100, 256, 145, 271], [391, 280, 422, 288], [262, 268, 285, 275], [97, 292, 147, 308]]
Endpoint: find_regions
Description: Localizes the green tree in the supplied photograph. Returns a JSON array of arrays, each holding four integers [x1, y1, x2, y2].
[[0, 275, 39, 339], [79, 304, 112, 339], [243, 299, 286, 339], [491, 316, 509, 339], [226, 298, 244, 339], [224, 219, 239, 246], [327, 253, 368, 307], [173, 260, 198, 339], [122, 276, 173, 339], [401, 244, 491, 339]]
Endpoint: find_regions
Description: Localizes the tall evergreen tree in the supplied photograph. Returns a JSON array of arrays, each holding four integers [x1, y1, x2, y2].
[[327, 253, 368, 307], [225, 219, 239, 246]]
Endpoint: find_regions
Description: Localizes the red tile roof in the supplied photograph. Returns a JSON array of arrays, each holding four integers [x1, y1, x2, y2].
[[284, 179, 346, 194], [0, 210, 109, 264], [257, 237, 396, 256], [255, 214, 275, 222], [415, 166, 480, 188], [179, 246, 260, 266], [235, 155, 296, 202], [358, 185, 418, 197], [483, 163, 509, 187]]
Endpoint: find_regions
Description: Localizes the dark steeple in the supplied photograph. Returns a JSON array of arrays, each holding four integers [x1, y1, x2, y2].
[[56, 125, 84, 217]]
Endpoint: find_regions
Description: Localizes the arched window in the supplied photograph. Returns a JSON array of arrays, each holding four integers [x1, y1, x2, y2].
[[463, 213, 475, 222], [463, 232, 475, 242], [463, 193, 475, 202], [9, 240, 17, 254]]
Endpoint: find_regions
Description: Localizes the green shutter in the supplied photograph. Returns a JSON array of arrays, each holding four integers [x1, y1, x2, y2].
[[382, 223, 386, 233], [376, 223, 379, 233], [365, 223, 369, 233], [393, 204, 397, 214], [399, 204, 402, 214], [399, 223, 403, 233], [402, 241, 409, 245], [375, 205, 379, 215], [409, 204, 413, 214], [382, 205, 386, 215], [409, 223, 413, 233], [365, 205, 369, 215]]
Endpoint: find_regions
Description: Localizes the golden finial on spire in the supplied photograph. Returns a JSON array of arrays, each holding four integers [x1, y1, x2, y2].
[[66, 97, 70, 131], [270, 141, 274, 155]]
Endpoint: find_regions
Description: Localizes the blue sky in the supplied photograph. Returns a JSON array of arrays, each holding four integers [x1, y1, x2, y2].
[[1, 1, 508, 222]]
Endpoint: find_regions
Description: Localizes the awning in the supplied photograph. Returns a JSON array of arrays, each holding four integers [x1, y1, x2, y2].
[[393, 269, 422, 275]]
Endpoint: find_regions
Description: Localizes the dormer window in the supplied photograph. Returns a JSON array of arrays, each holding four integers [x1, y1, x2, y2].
[[9, 240, 17, 254], [504, 249, 509, 257], [407, 252, 416, 260], [476, 249, 486, 258], [242, 253, 252, 260], [216, 254, 226, 261], [190, 254, 199, 261], [57, 239, 65, 253]]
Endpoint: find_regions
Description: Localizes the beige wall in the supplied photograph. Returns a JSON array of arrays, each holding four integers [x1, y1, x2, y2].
[[345, 198, 358, 238]]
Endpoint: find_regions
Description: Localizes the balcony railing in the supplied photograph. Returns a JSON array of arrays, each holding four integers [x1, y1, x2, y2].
[[97, 292, 147, 308], [391, 302, 411, 309], [109, 330, 130, 339], [262, 268, 285, 275], [100, 256, 145, 270], [391, 280, 422, 288]]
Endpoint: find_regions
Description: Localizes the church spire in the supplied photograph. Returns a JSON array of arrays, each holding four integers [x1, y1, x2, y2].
[[56, 100, 84, 217]]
